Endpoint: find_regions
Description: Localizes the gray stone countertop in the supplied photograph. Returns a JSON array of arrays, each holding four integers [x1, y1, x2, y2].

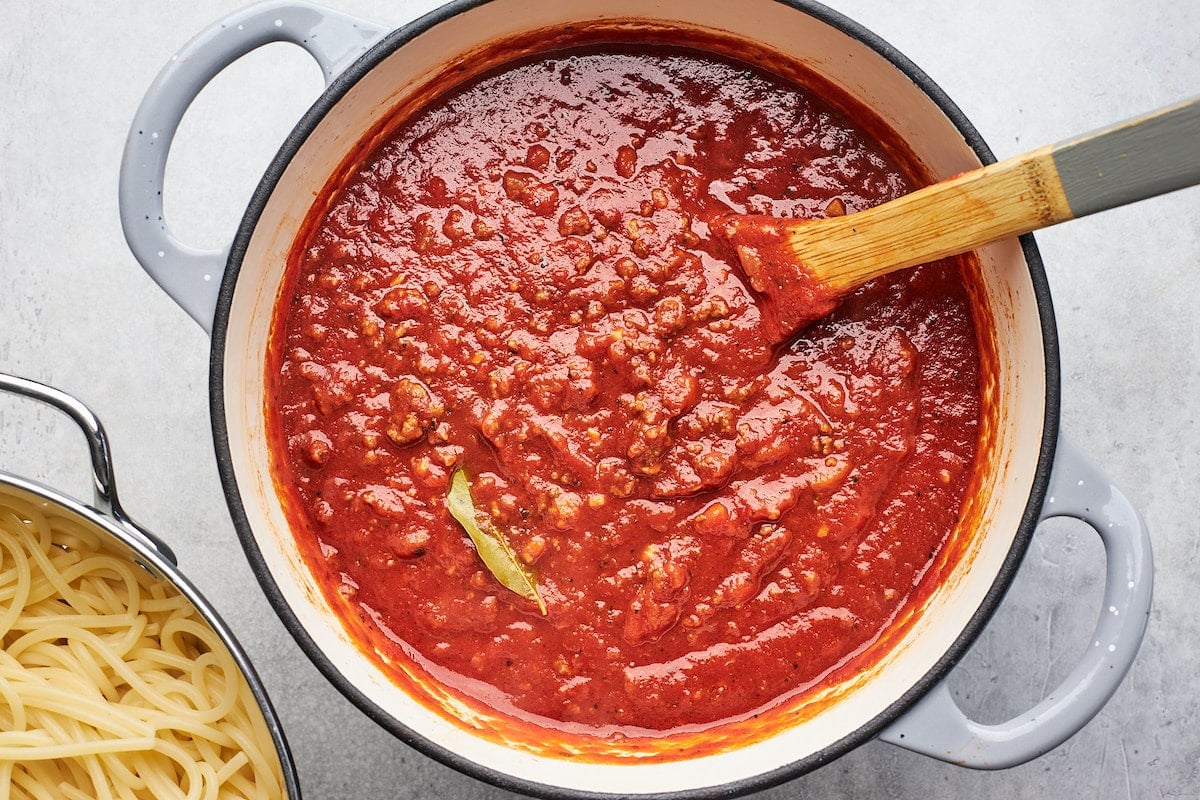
[[1, 1, 1197, 797]]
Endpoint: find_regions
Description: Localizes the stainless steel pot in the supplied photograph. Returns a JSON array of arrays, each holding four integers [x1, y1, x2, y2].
[[0, 372, 302, 799], [117, 2, 1154, 797]]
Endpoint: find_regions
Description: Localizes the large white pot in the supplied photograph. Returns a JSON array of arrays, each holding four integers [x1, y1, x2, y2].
[[119, 1, 1153, 797]]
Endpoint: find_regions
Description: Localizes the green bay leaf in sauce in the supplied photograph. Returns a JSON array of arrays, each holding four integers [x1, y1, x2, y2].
[[447, 468, 547, 615]]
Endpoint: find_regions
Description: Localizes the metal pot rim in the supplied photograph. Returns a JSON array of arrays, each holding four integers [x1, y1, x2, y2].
[[0, 386, 302, 800]]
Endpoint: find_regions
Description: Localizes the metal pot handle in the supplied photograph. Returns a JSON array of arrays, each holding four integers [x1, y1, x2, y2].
[[0, 373, 177, 564], [118, 1, 387, 334], [879, 433, 1153, 767]]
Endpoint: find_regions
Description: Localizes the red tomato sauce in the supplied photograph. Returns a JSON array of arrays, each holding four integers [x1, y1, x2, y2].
[[267, 41, 982, 742]]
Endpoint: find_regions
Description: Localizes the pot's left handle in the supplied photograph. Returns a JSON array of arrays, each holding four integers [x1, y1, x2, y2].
[[879, 434, 1152, 767], [118, 1, 387, 334], [0, 374, 177, 565]]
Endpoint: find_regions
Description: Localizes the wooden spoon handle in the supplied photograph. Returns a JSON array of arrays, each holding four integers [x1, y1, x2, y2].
[[795, 95, 1200, 293]]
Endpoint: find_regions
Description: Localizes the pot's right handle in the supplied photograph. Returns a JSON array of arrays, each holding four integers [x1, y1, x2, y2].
[[879, 434, 1152, 768], [118, 1, 387, 334]]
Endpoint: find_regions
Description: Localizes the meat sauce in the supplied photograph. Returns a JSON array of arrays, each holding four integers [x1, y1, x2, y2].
[[267, 42, 983, 742]]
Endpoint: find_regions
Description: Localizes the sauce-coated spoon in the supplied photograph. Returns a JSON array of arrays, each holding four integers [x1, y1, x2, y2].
[[721, 96, 1200, 337]]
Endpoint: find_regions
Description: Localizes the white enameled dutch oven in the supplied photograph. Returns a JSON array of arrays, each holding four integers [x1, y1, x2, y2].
[[118, 2, 1154, 797], [0, 373, 303, 799]]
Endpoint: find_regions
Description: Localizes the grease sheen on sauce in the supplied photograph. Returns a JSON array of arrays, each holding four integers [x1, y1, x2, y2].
[[268, 46, 981, 736]]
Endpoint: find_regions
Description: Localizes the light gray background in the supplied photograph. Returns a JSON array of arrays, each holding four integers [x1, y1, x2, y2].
[[1, 1, 1197, 797]]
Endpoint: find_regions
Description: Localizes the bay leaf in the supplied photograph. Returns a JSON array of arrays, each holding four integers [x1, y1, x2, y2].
[[446, 468, 547, 615]]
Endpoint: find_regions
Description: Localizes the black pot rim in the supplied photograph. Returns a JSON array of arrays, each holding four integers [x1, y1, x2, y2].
[[209, 1, 1061, 797]]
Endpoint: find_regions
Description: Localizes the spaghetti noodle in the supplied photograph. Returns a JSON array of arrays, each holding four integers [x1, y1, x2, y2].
[[0, 490, 284, 800]]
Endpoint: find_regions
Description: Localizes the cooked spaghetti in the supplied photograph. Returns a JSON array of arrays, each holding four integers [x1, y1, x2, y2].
[[0, 491, 284, 800]]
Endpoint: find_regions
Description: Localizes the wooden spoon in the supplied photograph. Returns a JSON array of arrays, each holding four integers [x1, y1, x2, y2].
[[720, 96, 1200, 337]]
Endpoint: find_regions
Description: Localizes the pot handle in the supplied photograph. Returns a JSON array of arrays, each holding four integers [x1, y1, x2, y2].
[[878, 434, 1152, 768], [118, 1, 387, 334], [0, 373, 177, 565]]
